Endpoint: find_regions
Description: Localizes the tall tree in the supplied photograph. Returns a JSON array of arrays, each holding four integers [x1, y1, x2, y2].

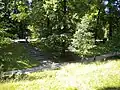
[[0, 0, 31, 39], [31, 0, 90, 57]]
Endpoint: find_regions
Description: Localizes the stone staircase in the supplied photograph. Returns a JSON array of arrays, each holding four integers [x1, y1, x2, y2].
[[22, 43, 55, 67], [23, 43, 50, 61]]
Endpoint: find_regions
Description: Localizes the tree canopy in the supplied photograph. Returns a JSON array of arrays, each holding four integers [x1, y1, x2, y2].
[[1, 0, 120, 58]]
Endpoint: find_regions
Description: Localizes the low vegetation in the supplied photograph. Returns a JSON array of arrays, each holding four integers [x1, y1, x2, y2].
[[0, 43, 39, 72], [0, 59, 120, 90]]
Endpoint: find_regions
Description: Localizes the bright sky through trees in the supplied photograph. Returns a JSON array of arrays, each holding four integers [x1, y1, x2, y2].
[[103, 0, 120, 14], [103, 0, 109, 5], [28, 0, 32, 3]]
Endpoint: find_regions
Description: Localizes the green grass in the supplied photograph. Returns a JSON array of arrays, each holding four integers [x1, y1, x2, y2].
[[0, 43, 39, 71], [0, 59, 120, 90]]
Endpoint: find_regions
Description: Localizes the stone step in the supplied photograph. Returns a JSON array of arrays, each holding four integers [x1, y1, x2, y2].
[[30, 54, 44, 57], [34, 57, 49, 60], [21, 43, 51, 62]]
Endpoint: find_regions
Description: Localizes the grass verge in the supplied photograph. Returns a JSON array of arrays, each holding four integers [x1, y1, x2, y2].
[[0, 59, 120, 90]]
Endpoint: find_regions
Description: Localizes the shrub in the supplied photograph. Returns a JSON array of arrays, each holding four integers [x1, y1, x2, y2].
[[70, 14, 95, 57]]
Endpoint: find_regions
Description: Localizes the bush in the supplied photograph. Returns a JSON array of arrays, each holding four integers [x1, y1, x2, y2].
[[0, 38, 12, 73], [0, 37, 12, 47], [70, 14, 95, 57]]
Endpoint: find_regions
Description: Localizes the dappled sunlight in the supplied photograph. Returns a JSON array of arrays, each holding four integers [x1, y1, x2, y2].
[[0, 43, 39, 71], [56, 60, 120, 90], [0, 60, 120, 90], [1, 0, 120, 89]]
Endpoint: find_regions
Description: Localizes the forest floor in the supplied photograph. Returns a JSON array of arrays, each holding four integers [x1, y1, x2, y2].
[[0, 59, 120, 90]]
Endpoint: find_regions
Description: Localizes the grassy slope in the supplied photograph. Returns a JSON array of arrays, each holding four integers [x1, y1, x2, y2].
[[0, 43, 39, 71], [0, 59, 120, 90]]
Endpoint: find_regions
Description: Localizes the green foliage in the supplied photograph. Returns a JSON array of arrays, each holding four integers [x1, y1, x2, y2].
[[106, 26, 120, 52], [0, 38, 11, 46], [30, 0, 70, 55], [10, 1, 30, 22], [30, 0, 91, 57], [1, 0, 120, 62], [0, 0, 31, 39], [0, 43, 39, 73], [71, 14, 95, 56], [40, 34, 70, 51]]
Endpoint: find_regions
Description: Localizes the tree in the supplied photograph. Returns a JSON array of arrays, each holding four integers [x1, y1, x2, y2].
[[0, 0, 31, 39], [30, 0, 90, 57], [70, 14, 95, 57], [10, 0, 31, 39]]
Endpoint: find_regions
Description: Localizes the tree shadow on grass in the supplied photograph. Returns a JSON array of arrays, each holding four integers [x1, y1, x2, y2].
[[55, 51, 120, 65], [63, 50, 120, 64], [98, 87, 120, 90], [0, 43, 39, 72]]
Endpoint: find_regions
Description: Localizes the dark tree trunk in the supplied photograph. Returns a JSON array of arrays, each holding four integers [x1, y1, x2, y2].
[[47, 15, 50, 28], [95, 0, 102, 44], [62, 0, 67, 56], [63, 0, 67, 14], [95, 8, 101, 44], [108, 18, 112, 39]]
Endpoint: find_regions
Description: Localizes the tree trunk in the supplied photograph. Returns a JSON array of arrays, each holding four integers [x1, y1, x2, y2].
[[61, 0, 67, 56], [109, 18, 112, 39]]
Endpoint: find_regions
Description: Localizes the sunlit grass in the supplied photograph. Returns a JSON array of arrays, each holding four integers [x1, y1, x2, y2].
[[0, 59, 120, 90], [57, 60, 120, 90]]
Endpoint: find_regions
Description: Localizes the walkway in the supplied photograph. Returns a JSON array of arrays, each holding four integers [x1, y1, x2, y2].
[[11, 39, 38, 42]]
